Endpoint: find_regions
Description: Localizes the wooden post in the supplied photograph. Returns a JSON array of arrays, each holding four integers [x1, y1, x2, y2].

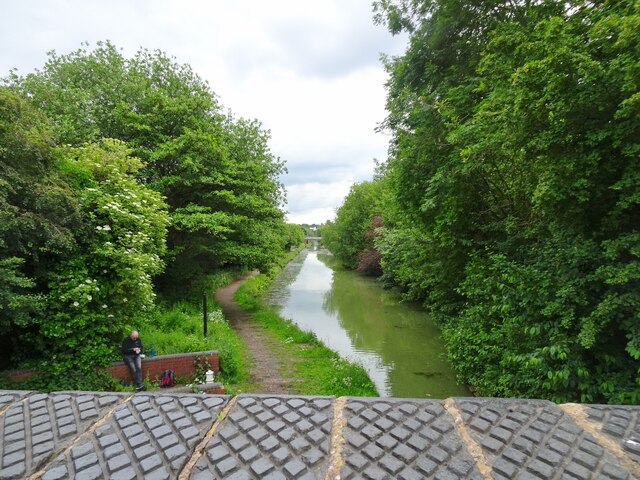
[[203, 290, 208, 337]]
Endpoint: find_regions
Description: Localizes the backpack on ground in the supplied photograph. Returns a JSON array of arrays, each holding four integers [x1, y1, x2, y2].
[[160, 369, 175, 388]]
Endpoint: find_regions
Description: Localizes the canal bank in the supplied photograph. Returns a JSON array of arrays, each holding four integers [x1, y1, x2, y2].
[[230, 261, 378, 397], [264, 249, 469, 399]]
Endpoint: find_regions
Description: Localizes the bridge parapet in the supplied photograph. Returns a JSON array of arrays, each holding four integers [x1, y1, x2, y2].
[[0, 391, 638, 479]]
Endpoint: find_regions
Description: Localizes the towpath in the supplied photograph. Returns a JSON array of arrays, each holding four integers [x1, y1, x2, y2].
[[214, 272, 293, 394]]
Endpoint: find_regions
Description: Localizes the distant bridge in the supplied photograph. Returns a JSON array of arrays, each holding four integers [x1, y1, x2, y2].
[[304, 236, 322, 249]]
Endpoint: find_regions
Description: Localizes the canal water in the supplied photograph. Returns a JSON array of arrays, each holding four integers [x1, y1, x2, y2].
[[264, 249, 469, 398]]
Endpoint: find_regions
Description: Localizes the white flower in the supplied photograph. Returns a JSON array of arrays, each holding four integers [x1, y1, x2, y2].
[[96, 226, 103, 230], [73, 301, 80, 307], [103, 270, 107, 273], [87, 295, 92, 301], [108, 314, 114, 318], [123, 297, 128, 303], [102, 304, 108, 308], [102, 225, 111, 231]]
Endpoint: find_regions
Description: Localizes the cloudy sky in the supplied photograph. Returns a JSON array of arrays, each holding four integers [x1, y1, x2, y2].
[[0, 0, 407, 224]]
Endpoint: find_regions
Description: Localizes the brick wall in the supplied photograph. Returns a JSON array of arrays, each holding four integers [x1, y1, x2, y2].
[[6, 369, 36, 382], [111, 351, 219, 384], [7, 350, 219, 385]]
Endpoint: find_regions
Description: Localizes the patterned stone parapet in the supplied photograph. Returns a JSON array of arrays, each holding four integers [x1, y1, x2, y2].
[[0, 391, 639, 479]]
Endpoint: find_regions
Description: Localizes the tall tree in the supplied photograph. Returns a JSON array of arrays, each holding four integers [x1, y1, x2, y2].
[[5, 42, 288, 286], [0, 89, 82, 366], [373, 0, 640, 403]]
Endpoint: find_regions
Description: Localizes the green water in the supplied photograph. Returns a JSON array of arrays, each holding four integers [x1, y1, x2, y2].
[[264, 249, 469, 398]]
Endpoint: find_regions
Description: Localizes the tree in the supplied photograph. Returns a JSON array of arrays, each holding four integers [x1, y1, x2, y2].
[[0, 89, 82, 366], [323, 178, 386, 271], [372, 0, 640, 403], [5, 41, 288, 288]]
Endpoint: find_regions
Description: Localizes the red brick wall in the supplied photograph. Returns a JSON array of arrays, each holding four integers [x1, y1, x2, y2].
[[7, 351, 219, 384], [110, 351, 219, 384], [7, 369, 36, 382]]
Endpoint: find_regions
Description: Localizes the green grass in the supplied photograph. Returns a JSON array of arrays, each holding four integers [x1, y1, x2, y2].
[[234, 273, 378, 397]]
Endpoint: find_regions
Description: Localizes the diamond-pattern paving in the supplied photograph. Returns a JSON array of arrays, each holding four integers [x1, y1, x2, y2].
[[585, 405, 640, 465], [456, 398, 635, 480], [39, 393, 229, 480], [0, 391, 126, 479], [191, 394, 333, 479], [1, 390, 639, 480], [340, 398, 482, 479]]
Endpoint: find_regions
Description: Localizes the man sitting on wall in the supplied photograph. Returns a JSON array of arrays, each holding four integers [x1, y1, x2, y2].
[[122, 330, 145, 391]]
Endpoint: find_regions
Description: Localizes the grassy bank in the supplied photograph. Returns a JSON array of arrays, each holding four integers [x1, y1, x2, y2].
[[142, 271, 249, 387], [234, 265, 378, 397], [141, 305, 248, 387]]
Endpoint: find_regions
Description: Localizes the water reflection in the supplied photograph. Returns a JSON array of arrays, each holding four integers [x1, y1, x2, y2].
[[264, 250, 469, 398]]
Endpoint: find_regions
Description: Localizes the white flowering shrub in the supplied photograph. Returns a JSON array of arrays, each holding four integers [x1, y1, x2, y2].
[[42, 140, 169, 372]]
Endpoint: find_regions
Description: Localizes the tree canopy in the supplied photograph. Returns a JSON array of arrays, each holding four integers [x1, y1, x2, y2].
[[6, 41, 288, 287], [0, 42, 296, 383], [327, 0, 640, 403]]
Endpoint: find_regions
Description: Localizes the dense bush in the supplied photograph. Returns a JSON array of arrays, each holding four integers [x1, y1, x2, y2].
[[42, 140, 169, 373]]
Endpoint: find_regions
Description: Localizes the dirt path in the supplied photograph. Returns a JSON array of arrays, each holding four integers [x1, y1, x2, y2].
[[214, 272, 293, 394]]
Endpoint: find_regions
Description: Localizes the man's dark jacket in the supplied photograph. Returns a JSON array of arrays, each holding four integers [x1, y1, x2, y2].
[[121, 336, 143, 356]]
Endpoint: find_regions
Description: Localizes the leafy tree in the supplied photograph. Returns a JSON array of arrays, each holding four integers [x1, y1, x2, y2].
[[282, 223, 306, 251], [0, 89, 82, 365], [5, 41, 288, 288], [323, 178, 386, 271], [371, 0, 640, 403]]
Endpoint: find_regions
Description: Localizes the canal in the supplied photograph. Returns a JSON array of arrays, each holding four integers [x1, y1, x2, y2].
[[264, 249, 469, 398]]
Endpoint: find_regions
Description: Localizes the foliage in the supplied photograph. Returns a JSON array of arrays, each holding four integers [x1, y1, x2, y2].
[[0, 89, 81, 366], [41, 140, 168, 373], [4, 41, 289, 290], [234, 272, 378, 396], [322, 178, 387, 270], [1, 86, 172, 382], [364, 0, 640, 403], [193, 355, 212, 385], [142, 298, 247, 384], [2, 367, 123, 393], [282, 223, 306, 251]]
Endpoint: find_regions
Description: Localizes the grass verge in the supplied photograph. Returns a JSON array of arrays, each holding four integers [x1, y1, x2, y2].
[[142, 303, 248, 387], [234, 271, 378, 397]]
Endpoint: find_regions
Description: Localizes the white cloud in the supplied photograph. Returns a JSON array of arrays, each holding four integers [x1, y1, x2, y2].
[[285, 180, 354, 224], [0, 0, 407, 224]]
